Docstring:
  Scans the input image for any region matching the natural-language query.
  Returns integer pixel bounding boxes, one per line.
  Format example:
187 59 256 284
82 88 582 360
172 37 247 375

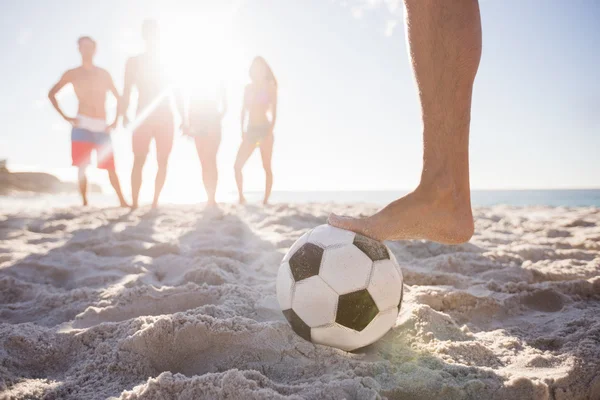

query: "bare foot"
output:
263 198 269 206
328 185 474 245
206 199 218 208
204 202 222 216
119 198 129 208
151 202 158 209
130 202 138 210
239 196 246 205
82 197 88 206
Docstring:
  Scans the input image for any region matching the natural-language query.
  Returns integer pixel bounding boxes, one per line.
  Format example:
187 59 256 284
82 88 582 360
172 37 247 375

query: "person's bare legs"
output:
329 0 482 245
151 130 174 209
131 153 146 209
107 169 129 207
234 140 256 204
195 134 221 207
78 166 88 206
152 159 169 209
259 135 274 205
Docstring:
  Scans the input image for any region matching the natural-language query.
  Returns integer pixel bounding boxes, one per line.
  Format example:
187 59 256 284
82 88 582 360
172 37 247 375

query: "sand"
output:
0 203 599 399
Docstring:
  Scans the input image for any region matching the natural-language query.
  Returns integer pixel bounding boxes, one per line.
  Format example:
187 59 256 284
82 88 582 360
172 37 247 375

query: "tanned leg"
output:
78 166 88 206
329 0 482 245
131 153 146 209
107 169 129 207
259 135 274 205
152 158 169 209
195 134 221 207
234 140 256 205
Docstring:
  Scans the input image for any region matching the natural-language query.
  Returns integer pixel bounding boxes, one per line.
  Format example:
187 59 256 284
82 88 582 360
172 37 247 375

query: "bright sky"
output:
0 0 598 203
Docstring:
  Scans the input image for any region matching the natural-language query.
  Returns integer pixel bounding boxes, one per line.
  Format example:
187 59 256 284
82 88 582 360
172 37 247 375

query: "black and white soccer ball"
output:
277 224 404 351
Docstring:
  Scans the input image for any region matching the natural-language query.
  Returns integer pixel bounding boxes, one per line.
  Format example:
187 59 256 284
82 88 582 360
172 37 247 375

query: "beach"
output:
1 203 599 399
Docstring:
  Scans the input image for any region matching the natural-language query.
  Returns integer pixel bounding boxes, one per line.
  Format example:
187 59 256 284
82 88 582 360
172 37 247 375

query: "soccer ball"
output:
277 224 404 351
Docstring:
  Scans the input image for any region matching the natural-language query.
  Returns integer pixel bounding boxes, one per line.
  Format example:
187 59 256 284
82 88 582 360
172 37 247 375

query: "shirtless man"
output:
329 0 482 245
48 36 128 207
120 19 183 209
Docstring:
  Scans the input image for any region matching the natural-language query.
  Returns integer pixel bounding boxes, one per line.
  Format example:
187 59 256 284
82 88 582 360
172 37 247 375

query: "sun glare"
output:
126 4 250 205
158 9 245 95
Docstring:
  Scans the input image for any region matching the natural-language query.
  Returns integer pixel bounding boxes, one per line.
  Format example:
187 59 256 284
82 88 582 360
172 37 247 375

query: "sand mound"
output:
1 204 599 399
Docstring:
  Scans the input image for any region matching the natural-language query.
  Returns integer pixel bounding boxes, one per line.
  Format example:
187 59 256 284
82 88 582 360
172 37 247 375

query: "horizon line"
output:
241 188 600 192
4 165 598 192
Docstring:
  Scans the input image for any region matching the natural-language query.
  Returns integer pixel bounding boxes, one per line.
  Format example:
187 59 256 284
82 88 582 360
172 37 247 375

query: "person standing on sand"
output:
48 36 128 207
234 56 278 205
329 0 482 245
182 76 227 207
120 19 184 209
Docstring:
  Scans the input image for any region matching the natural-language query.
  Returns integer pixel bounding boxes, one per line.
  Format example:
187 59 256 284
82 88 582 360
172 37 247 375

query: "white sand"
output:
0 204 599 399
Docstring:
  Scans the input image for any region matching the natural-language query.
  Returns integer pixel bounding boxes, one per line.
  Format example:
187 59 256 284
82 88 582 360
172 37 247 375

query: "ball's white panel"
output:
320 245 373 295
276 262 294 310
389 250 398 264
311 324 362 352
312 307 398 351
367 259 403 312
282 231 311 263
308 224 356 248
388 251 404 282
359 306 399 346
292 276 338 328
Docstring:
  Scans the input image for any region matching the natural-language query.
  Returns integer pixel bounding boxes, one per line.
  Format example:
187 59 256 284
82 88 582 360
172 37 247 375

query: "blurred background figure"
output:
234 56 278 205
48 36 127 207
120 19 184 209
183 61 227 207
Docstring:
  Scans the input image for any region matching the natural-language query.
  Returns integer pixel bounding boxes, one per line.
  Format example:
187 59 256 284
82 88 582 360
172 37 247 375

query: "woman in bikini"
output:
234 56 278 205
184 76 227 207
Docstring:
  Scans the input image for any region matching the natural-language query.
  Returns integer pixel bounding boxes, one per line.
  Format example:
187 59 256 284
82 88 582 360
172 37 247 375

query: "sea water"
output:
1 189 599 213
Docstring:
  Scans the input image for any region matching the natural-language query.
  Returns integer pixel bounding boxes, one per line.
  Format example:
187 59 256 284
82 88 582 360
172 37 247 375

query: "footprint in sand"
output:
27 222 67 234
27 237 62 245
522 289 565 312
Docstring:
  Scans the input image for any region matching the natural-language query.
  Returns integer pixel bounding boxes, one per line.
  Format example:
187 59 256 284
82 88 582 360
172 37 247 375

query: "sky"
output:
0 0 599 203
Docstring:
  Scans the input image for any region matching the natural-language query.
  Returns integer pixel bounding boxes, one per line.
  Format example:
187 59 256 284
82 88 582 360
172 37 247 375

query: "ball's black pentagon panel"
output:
289 243 324 282
353 234 389 261
335 289 380 332
282 309 311 342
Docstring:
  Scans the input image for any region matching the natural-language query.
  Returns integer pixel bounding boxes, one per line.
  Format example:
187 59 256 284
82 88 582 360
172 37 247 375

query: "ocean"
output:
259 189 600 208
1 189 599 213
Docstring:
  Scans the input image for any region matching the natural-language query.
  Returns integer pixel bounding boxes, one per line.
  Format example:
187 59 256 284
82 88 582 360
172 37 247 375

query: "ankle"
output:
417 172 467 205
416 170 474 240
